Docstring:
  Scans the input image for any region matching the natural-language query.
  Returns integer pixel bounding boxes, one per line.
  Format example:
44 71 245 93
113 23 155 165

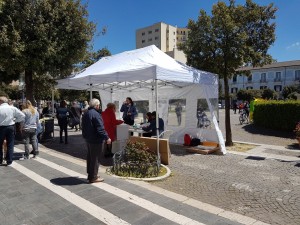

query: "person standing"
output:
175 102 183 126
120 97 137 125
0 96 25 166
81 99 111 183
20 100 40 160
56 100 69 144
101 103 123 158
70 101 82 131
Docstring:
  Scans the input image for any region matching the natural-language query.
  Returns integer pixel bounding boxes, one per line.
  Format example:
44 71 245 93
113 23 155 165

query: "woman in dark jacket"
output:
56 100 69 144
120 97 137 125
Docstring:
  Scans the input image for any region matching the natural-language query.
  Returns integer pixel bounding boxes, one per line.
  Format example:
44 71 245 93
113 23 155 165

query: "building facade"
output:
136 22 188 63
228 60 300 97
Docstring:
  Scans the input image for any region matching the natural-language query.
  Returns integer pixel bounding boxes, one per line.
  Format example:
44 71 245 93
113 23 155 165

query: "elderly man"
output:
0 96 25 166
81 98 111 183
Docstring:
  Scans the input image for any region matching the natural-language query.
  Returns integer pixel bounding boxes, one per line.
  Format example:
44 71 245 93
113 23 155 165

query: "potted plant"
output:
293 121 300 147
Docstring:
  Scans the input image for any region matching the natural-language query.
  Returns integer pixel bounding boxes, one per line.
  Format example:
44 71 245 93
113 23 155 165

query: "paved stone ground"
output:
38 109 300 225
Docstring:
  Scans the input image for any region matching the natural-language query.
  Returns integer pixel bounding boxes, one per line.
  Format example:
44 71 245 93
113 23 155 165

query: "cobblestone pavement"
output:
150 110 300 225
40 110 300 225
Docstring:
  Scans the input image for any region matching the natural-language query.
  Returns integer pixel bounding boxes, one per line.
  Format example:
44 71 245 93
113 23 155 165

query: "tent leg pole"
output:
52 89 55 117
155 78 160 166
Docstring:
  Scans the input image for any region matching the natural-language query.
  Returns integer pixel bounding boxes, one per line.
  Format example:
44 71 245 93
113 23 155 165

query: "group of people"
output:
0 95 164 184
0 96 40 166
81 97 164 183
233 101 250 117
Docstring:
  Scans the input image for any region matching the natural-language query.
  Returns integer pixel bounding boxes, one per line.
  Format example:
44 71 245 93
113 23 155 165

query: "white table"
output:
128 128 151 137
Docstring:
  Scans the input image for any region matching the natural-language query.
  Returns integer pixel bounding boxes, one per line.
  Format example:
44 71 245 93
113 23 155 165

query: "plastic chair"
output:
151 130 173 139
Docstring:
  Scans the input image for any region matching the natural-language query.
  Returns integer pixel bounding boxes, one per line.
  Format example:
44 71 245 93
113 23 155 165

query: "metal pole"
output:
155 78 161 165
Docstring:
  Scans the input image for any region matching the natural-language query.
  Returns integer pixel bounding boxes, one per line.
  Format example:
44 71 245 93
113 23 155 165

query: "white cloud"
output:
286 42 300 50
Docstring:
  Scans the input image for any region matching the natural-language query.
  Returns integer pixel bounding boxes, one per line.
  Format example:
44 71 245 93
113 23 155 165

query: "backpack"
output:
184 134 192 146
190 138 201 146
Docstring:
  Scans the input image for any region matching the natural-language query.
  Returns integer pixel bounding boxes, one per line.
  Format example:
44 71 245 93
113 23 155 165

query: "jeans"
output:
0 125 15 164
23 128 38 157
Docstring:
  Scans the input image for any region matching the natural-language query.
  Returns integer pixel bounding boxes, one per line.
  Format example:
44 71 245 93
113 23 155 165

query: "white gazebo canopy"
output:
56 45 226 154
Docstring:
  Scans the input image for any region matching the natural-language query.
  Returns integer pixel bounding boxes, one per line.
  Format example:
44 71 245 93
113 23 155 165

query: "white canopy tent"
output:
56 45 226 155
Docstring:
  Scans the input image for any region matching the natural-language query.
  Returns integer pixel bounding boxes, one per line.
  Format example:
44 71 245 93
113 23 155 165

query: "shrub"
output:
111 141 160 178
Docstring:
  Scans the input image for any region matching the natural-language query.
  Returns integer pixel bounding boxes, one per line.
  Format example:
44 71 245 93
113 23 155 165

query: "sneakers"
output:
6 162 13 167
19 155 29 161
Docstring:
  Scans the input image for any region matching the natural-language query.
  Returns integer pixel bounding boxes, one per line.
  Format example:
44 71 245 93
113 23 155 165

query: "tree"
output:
0 0 96 104
282 85 299 99
180 0 276 146
261 88 275 99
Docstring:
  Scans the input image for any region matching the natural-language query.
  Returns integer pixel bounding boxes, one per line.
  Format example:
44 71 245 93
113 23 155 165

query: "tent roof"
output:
56 45 218 91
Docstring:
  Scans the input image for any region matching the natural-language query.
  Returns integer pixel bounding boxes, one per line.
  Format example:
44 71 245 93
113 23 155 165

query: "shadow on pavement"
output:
242 123 293 138
51 177 88 186
41 133 114 167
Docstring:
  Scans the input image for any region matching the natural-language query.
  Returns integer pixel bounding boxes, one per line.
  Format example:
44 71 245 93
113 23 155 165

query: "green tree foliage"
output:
0 0 96 104
282 85 299 99
179 0 276 146
261 88 275 100
236 89 262 102
58 47 111 102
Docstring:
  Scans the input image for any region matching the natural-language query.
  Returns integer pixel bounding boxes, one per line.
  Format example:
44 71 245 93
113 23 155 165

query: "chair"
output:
151 130 173 139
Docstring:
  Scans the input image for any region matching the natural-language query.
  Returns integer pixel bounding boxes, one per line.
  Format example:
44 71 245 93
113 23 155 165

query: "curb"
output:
106 164 171 181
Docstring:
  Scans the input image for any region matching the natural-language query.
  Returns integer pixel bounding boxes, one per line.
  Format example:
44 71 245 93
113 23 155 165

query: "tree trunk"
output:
25 69 35 106
224 75 233 146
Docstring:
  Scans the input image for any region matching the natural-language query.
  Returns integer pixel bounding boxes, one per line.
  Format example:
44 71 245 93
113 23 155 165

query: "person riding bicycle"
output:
243 101 250 118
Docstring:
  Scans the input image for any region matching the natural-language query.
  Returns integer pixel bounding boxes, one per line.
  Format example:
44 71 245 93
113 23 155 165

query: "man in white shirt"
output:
0 96 25 166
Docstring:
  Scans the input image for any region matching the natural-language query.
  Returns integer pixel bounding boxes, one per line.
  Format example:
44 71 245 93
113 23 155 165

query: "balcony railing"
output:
260 79 267 83
274 78 281 82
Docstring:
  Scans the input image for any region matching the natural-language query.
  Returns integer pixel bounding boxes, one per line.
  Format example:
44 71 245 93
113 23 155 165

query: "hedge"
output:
253 100 300 131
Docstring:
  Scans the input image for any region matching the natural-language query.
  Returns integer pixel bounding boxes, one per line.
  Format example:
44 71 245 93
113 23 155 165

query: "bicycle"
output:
239 109 249 125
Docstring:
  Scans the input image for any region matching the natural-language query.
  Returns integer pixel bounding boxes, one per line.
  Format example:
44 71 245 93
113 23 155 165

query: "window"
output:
231 88 238 93
148 30 152 34
247 75 252 82
275 72 281 81
260 73 266 82
155 29 159 32
142 40 145 43
232 75 237 83
148 38 152 42
260 86 267 90
173 32 176 35
142 32 145 36
274 85 282 92
155 37 158 40
246 87 253 90
295 70 300 81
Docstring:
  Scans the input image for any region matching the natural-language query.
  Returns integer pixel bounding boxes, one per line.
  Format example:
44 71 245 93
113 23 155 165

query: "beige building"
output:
136 22 188 63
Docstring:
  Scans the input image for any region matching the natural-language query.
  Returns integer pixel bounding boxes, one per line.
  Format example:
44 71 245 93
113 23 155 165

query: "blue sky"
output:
85 0 300 62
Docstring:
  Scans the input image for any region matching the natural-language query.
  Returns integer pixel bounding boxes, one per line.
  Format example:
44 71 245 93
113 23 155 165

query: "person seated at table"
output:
102 103 123 157
142 111 164 137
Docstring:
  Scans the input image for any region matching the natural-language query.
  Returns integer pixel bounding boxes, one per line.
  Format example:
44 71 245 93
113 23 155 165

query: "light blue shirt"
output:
23 108 39 130
0 103 25 126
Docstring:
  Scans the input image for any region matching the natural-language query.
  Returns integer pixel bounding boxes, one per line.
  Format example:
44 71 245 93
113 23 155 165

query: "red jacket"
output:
101 108 123 141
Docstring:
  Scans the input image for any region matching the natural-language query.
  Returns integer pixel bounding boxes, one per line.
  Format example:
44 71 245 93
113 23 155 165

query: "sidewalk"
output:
3 122 299 225
0 144 263 225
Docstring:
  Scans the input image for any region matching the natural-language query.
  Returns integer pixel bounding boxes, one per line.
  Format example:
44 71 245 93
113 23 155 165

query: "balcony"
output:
260 79 267 83
274 78 281 82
